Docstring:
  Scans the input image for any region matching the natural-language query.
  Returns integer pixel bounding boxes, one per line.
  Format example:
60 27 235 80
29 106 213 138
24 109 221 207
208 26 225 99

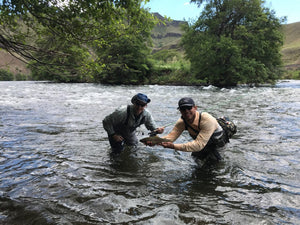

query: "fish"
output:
139 135 171 145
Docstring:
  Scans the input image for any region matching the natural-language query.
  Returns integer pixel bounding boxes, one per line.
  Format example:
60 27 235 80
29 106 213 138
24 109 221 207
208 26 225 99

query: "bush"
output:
0 69 14 81
282 69 300 80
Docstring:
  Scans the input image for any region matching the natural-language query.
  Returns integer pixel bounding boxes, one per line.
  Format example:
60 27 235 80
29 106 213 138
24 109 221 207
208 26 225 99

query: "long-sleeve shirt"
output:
163 111 222 152
102 105 157 136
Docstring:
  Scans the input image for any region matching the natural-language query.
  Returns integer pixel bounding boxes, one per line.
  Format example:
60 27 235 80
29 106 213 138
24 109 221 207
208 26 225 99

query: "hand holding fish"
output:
140 136 171 146
159 142 175 149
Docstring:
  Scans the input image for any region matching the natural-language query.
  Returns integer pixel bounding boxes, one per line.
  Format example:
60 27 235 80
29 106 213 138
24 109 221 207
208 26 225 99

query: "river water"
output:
0 81 299 224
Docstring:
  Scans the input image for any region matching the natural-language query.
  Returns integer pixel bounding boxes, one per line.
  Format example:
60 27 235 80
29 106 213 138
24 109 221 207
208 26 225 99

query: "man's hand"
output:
148 127 165 136
112 134 124 142
155 127 165 134
160 142 174 149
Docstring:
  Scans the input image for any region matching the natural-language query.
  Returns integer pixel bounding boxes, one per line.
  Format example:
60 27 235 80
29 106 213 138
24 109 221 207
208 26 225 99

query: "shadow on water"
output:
109 147 143 174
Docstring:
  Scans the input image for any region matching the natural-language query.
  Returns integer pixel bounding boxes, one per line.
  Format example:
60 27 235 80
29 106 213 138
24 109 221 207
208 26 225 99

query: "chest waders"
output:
182 113 227 161
110 105 145 153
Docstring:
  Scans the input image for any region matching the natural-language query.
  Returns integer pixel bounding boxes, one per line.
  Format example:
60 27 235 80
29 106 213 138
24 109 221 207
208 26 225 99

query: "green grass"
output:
281 69 300 79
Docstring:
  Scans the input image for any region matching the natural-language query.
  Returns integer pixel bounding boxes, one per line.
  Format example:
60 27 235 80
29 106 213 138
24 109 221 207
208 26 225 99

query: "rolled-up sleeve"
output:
174 121 215 152
163 119 185 142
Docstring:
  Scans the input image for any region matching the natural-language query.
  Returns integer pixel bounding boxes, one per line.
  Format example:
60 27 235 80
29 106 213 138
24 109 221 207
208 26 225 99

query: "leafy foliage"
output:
183 0 285 86
0 0 288 85
28 29 93 82
0 0 156 83
95 34 153 84
0 69 14 81
0 69 29 81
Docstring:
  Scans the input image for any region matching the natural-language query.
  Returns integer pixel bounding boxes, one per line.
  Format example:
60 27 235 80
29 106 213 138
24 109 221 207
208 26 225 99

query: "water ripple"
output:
0 81 299 224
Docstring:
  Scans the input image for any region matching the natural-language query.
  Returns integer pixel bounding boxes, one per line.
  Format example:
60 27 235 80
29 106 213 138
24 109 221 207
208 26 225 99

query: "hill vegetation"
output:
1 13 300 81
151 13 300 83
151 15 300 70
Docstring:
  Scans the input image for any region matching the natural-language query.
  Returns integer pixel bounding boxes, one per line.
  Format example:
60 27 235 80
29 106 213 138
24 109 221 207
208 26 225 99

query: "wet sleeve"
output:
102 107 127 136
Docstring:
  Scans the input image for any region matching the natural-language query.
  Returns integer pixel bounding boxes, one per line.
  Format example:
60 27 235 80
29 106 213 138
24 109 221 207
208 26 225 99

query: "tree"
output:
0 0 156 82
95 34 153 84
28 31 93 82
182 0 285 86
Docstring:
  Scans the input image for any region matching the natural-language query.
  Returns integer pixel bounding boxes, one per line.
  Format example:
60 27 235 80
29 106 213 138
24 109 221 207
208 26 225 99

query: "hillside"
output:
281 22 300 68
151 13 186 53
0 50 31 75
1 14 300 76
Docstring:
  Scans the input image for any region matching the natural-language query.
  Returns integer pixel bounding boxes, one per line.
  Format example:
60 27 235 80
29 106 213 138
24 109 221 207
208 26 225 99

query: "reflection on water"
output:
0 80 299 224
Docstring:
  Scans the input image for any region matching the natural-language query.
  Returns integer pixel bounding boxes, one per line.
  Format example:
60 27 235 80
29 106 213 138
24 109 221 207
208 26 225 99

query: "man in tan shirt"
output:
160 97 227 162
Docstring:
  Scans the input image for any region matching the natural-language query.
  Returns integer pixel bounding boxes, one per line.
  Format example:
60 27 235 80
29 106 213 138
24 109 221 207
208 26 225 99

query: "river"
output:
0 80 299 224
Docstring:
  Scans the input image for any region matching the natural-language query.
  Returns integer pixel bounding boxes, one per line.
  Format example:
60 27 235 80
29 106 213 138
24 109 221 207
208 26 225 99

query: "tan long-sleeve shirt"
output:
163 111 222 152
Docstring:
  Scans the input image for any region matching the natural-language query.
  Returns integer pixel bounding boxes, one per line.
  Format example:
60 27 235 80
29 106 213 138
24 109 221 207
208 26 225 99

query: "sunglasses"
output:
179 106 193 111
135 102 146 107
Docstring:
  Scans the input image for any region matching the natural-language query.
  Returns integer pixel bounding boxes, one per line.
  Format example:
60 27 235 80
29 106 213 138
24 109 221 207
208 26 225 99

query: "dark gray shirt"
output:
103 105 157 136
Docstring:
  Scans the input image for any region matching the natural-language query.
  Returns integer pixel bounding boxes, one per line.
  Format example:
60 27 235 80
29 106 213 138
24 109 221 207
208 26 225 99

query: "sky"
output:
144 0 300 24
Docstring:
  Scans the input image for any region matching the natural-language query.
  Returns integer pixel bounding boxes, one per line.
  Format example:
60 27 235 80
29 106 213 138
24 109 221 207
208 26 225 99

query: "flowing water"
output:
0 81 299 225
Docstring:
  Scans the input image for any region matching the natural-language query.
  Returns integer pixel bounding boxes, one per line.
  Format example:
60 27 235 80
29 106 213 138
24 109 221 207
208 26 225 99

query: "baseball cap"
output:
131 93 151 105
178 97 195 109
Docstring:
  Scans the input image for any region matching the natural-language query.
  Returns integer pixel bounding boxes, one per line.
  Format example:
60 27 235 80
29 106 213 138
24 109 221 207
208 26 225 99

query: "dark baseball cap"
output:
178 97 195 109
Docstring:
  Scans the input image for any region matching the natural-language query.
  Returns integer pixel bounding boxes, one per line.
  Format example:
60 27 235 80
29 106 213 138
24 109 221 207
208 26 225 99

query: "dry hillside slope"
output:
281 21 300 68
0 50 30 75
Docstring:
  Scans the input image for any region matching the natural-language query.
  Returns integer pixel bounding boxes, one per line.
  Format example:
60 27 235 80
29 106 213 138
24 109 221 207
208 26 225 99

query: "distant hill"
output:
281 22 300 68
151 13 186 53
1 13 300 76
